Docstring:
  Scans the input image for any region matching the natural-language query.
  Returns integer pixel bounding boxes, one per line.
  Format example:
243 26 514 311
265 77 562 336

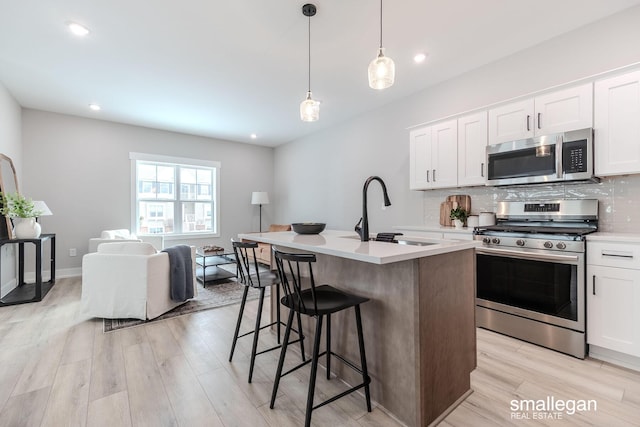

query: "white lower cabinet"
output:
587 240 640 362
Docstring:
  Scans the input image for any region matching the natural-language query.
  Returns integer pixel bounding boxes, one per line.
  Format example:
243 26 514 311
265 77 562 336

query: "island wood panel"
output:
418 248 477 426
315 254 420 426
268 247 476 427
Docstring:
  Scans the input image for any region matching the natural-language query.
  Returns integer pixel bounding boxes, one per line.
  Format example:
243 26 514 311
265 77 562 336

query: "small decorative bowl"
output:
291 223 326 235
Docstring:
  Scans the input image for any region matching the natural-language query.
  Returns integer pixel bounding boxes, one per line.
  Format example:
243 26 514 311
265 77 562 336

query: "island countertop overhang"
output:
237 229 479 265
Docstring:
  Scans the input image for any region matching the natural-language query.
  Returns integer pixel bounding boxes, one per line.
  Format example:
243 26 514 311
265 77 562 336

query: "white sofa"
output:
81 242 196 320
88 229 165 252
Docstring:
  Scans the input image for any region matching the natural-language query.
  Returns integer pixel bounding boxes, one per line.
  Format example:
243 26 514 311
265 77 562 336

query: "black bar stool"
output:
228 239 305 383
270 247 372 427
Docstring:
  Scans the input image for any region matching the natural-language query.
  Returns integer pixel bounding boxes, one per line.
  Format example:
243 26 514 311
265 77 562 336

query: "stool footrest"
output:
255 337 305 357
237 320 303 339
330 352 366 377
312 380 371 411
279 350 365 379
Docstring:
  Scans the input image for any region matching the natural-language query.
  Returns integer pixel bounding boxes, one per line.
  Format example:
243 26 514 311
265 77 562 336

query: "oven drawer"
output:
587 241 640 270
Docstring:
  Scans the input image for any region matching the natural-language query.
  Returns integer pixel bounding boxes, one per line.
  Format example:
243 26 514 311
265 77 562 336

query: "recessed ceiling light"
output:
250 133 257 139
89 103 101 111
67 22 90 37
414 53 428 63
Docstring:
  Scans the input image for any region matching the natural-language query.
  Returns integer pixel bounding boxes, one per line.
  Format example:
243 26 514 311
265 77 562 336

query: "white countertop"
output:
237 229 478 265
587 232 640 243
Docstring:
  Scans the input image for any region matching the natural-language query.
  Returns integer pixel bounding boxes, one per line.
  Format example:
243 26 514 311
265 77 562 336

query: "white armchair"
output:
88 229 165 252
81 242 196 320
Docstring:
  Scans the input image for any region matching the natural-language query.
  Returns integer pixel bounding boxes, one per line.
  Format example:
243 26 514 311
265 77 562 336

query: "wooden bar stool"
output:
229 240 305 383
270 247 372 427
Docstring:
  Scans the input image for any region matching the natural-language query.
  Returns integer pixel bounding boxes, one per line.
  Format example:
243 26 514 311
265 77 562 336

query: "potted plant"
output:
0 192 43 238
449 207 469 229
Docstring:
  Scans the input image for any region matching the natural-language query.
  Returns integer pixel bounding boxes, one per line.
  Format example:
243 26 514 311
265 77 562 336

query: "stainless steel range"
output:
473 199 598 359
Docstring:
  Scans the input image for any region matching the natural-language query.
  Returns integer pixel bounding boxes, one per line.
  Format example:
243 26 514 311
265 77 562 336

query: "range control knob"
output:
556 242 567 250
482 237 491 244
492 238 501 244
516 239 525 247
543 241 553 249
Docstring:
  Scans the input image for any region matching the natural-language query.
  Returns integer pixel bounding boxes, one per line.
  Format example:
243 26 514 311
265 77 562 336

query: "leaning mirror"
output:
0 154 19 239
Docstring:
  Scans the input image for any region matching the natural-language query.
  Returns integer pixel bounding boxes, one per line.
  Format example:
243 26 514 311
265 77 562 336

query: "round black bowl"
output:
291 223 326 235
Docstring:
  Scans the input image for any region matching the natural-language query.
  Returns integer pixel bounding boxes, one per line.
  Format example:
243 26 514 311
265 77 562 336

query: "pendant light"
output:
300 3 319 122
368 0 395 90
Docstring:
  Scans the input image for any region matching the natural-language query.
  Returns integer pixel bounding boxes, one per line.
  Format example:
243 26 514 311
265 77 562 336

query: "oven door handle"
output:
476 247 580 263
556 135 563 179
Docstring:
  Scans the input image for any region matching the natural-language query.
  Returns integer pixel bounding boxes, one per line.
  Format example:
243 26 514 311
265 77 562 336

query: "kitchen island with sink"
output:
237 230 478 427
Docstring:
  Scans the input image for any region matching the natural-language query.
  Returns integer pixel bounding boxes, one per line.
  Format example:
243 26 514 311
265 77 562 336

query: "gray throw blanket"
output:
162 245 194 302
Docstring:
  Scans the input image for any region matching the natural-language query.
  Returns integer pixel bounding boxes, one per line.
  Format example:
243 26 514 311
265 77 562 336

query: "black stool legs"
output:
355 305 372 412
248 286 267 382
230 284 306 383
229 286 250 363
270 305 372 427
270 309 294 409
326 313 331 380
305 315 324 427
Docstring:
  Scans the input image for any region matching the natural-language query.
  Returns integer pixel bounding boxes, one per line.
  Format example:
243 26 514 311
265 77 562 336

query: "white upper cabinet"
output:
431 120 458 189
488 83 593 145
488 99 533 144
594 70 640 176
534 84 593 134
409 120 457 190
457 111 488 187
409 126 431 190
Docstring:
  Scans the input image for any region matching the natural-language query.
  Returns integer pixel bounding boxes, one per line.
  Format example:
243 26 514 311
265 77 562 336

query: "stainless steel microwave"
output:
486 128 595 186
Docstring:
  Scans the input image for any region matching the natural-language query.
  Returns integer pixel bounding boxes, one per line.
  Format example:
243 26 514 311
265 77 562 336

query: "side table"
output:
195 248 237 286
0 233 56 306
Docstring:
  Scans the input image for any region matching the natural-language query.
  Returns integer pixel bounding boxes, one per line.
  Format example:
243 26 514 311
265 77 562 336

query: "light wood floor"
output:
0 277 638 427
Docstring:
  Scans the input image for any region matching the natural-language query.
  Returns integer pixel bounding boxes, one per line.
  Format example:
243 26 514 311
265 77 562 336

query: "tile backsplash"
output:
421 175 640 233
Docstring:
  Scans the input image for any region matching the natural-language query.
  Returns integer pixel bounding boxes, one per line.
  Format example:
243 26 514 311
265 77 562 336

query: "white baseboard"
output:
589 345 640 372
0 277 18 299
23 267 82 282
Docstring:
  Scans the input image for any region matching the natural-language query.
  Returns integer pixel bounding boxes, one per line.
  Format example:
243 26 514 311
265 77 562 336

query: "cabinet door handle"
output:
481 162 485 177
602 250 633 259
433 169 436 182
592 275 596 295
426 170 429 182
537 112 541 129
526 115 530 131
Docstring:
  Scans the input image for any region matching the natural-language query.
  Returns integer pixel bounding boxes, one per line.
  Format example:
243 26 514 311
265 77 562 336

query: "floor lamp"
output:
251 192 269 233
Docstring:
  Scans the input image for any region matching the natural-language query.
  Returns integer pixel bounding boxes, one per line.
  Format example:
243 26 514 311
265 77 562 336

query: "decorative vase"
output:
13 217 41 239
453 219 464 229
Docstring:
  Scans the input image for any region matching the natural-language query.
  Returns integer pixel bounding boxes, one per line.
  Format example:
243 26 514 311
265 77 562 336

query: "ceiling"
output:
2 0 640 147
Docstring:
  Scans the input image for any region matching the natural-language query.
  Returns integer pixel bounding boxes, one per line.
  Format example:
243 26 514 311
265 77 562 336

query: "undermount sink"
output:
396 239 436 247
342 235 437 246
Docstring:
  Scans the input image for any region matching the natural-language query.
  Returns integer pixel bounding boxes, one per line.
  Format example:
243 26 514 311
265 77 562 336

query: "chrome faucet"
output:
355 176 392 241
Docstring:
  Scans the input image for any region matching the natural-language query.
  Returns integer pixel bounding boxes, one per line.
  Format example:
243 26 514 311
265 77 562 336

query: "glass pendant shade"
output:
368 48 395 90
300 91 320 122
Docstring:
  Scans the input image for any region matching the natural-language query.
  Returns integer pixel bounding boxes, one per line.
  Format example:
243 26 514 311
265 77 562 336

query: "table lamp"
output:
251 192 269 233
33 201 53 218
33 201 52 234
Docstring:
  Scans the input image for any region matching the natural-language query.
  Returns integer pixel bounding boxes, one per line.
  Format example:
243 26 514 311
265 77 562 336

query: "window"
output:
130 153 220 236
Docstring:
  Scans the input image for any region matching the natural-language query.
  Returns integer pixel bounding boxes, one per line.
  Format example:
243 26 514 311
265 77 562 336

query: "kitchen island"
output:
238 230 478 427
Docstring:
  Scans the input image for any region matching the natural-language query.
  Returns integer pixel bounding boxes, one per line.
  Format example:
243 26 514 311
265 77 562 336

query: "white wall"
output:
21 110 274 274
0 84 22 177
0 82 21 296
274 5 640 234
